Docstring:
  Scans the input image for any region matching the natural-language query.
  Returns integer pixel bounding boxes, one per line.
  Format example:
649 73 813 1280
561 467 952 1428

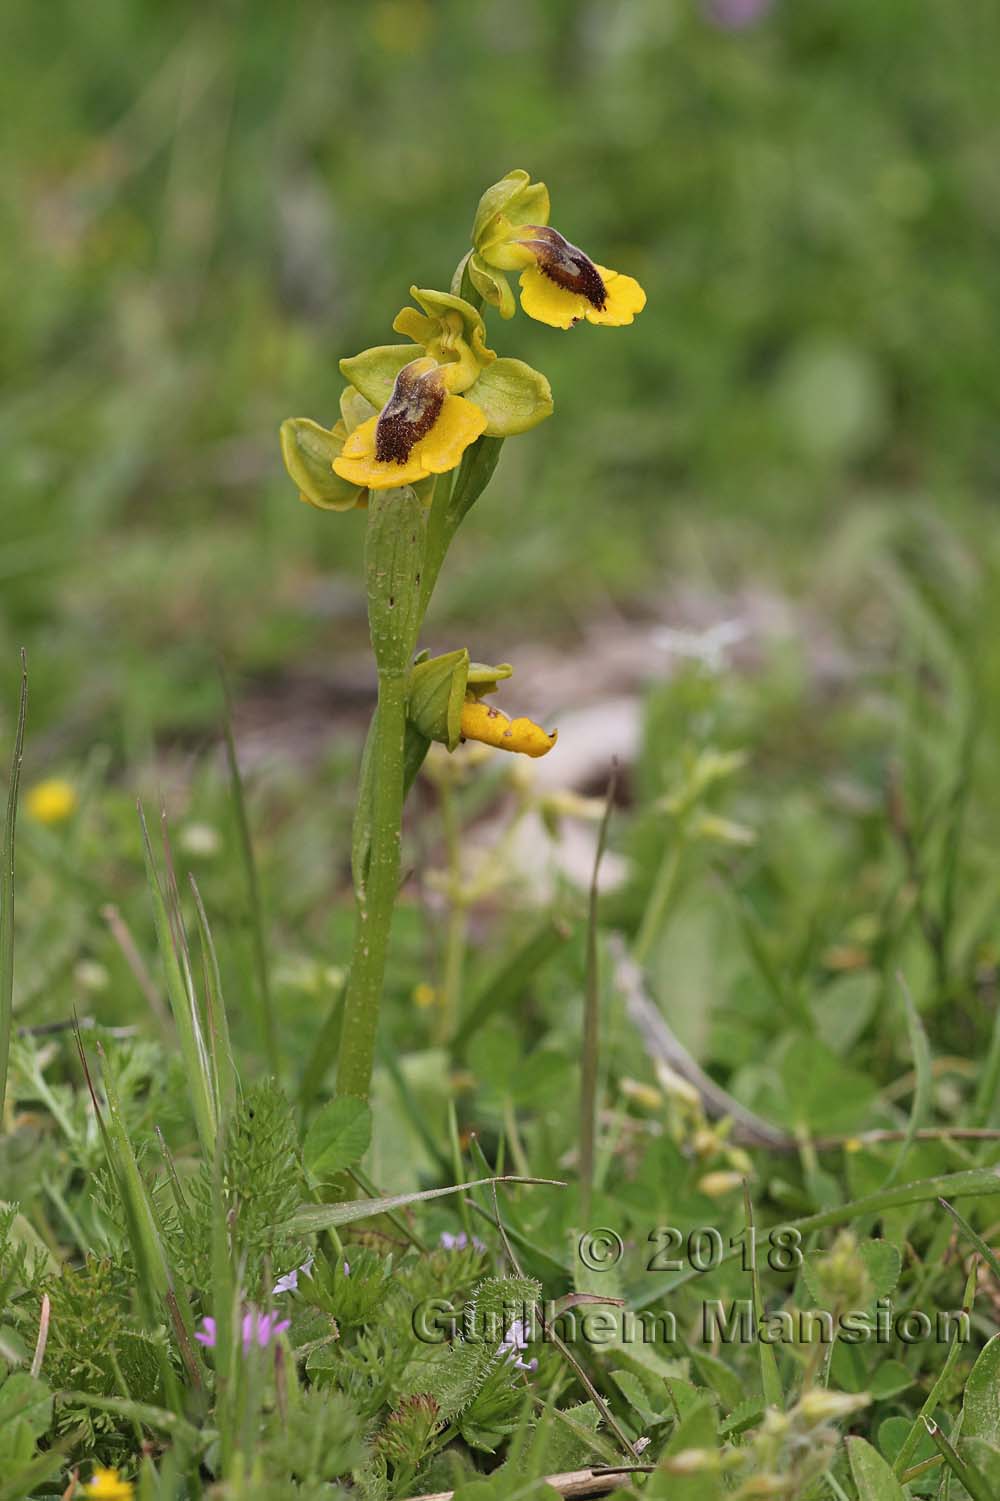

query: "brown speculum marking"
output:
375 361 446 464
522 226 607 310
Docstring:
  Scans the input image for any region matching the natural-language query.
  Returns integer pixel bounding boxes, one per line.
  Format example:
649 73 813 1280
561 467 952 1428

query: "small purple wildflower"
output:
499 1318 538 1373
194 1310 290 1352
271 1255 316 1295
703 0 774 29
439 1231 487 1253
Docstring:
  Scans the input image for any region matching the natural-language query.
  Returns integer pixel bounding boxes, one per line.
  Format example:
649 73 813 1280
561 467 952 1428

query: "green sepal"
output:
467 358 553 436
365 488 427 676
407 650 514 751
340 384 377 431
279 417 364 512
339 345 415 411
408 649 469 751
468 253 517 320
472 169 550 249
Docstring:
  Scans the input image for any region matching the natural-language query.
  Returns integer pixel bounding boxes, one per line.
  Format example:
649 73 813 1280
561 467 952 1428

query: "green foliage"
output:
174 1079 309 1299
261 1385 367 1487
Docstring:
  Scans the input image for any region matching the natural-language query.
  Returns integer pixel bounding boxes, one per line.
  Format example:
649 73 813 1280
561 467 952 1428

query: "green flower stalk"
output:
279 171 646 1103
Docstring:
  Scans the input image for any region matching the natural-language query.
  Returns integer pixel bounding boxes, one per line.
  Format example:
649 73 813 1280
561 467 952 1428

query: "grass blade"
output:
190 872 238 1116
938 1196 1000 1282
138 801 217 1156
882 973 932 1187
744 1182 783 1409
222 678 278 1075
289 1174 565 1234
893 1257 977 1476
923 1417 993 1501
0 649 27 1121
580 770 615 1227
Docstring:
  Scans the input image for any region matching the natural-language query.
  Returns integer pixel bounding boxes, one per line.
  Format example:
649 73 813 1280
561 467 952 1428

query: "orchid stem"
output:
336 667 408 1101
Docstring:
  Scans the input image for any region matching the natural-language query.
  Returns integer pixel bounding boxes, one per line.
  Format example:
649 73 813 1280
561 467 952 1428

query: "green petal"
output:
279 418 363 511
467 358 554 437
339 344 415 410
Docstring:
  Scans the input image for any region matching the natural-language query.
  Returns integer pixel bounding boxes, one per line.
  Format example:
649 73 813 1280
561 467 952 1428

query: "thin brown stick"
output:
101 902 171 1031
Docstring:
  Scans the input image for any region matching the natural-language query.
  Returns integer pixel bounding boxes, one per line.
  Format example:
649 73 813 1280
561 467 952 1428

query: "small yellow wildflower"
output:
25 778 77 825
459 700 556 759
412 981 438 1010
333 356 486 490
85 1469 135 1500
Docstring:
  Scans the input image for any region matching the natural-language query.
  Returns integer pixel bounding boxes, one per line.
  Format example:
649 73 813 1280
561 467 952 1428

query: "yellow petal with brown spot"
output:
414 394 487 473
584 265 647 326
333 390 486 491
459 700 557 758
333 415 432 489
517 265 591 329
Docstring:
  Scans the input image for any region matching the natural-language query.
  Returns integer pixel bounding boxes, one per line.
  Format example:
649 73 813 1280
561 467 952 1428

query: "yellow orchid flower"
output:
333 356 487 491
340 291 553 444
459 699 557 758
85 1469 135 1500
470 169 646 329
509 226 646 330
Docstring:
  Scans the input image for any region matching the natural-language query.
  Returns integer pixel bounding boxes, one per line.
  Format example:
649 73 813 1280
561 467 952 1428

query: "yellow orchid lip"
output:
373 355 445 463
518 225 609 310
333 357 486 490
459 699 557 758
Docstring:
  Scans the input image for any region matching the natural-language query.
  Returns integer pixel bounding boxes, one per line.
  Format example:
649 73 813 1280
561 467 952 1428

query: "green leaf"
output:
0 1374 52 1439
847 1435 907 1500
780 1035 877 1133
290 1174 563 1234
647 1399 721 1500
881 977 931 1186
304 1097 372 1181
861 1240 903 1301
609 1370 666 1425
869 1361 913 1400
963 1333 1000 1442
467 358 553 437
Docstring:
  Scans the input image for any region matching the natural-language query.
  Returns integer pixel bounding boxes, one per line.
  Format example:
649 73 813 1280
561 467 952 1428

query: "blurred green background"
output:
2 0 998 753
